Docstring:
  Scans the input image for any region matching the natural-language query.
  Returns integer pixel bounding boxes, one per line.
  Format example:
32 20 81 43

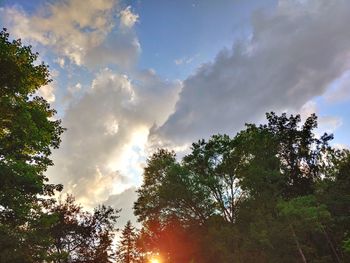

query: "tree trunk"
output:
290 224 307 263
322 227 342 263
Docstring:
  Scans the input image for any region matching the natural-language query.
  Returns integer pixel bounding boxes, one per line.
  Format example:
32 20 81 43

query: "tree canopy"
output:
134 112 350 263
0 28 65 262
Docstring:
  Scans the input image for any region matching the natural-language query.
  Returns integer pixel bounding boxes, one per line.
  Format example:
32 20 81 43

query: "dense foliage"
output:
0 28 65 262
134 113 350 263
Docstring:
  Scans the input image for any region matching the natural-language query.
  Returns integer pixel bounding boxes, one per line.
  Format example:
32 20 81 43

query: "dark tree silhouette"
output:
47 195 119 263
117 220 139 263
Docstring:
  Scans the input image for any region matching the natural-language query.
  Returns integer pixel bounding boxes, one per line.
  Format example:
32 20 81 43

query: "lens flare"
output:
150 257 161 263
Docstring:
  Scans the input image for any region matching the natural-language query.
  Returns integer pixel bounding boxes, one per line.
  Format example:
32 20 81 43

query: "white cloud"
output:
47 68 180 208
67 83 82 95
37 83 55 103
2 0 139 68
318 115 343 134
119 6 139 29
174 54 198 65
153 0 350 145
300 100 317 120
300 100 342 135
54 57 65 68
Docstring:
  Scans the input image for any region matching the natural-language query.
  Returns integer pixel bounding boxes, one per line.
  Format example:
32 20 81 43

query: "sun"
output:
150 257 161 263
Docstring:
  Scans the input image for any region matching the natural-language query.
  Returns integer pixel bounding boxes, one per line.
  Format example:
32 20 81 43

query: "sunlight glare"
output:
150 257 161 263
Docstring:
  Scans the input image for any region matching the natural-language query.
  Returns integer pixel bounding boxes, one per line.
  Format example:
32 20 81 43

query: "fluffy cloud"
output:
38 83 56 103
47 69 180 208
153 0 350 145
2 0 139 68
119 6 139 29
1 0 172 212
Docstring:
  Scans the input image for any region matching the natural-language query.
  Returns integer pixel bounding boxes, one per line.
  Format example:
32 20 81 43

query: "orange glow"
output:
149 257 161 263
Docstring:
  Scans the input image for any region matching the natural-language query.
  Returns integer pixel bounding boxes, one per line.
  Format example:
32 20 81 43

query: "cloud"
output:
153 0 350 145
1 0 175 212
325 70 350 103
119 6 139 29
54 57 65 68
2 0 139 68
84 30 141 69
47 68 180 208
174 55 197 66
104 187 139 228
37 83 55 103
318 116 343 134
67 83 82 95
300 100 342 135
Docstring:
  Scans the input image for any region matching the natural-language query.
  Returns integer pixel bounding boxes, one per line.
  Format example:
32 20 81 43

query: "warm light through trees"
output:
134 113 350 262
1 27 350 263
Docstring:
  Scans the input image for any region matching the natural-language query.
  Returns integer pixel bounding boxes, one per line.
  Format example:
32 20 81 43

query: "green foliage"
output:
135 112 349 263
0 28 64 262
278 195 331 228
344 238 350 252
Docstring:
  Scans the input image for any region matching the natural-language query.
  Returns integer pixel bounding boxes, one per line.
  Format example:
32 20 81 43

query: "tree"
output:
319 149 350 261
47 195 119 263
234 112 333 199
134 112 345 263
117 221 138 263
231 113 337 262
0 28 64 262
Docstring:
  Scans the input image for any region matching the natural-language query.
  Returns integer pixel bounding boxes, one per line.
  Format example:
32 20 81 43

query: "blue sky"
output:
132 0 276 79
1 0 350 226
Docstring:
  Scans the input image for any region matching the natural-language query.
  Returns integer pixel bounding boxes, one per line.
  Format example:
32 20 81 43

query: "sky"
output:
1 0 350 227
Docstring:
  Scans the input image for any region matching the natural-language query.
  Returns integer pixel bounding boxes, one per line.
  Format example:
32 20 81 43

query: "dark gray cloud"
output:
154 0 350 145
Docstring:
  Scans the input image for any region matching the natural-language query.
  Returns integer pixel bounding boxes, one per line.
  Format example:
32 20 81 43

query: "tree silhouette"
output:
117 221 139 263
47 195 119 263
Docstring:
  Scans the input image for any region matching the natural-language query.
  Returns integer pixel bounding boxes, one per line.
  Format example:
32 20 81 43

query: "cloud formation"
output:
300 100 342 135
47 69 180 207
105 187 139 228
38 83 56 103
154 0 350 145
119 6 139 29
325 70 350 103
1 0 170 211
3 0 350 221
2 0 139 68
